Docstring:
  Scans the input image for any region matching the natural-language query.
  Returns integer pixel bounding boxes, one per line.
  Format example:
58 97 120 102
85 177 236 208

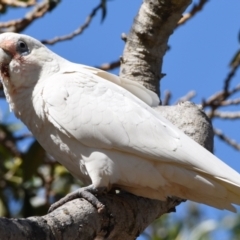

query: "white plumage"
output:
0 33 240 212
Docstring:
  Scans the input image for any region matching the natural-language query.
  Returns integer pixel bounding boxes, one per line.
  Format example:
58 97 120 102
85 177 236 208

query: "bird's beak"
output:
0 48 12 65
0 48 12 81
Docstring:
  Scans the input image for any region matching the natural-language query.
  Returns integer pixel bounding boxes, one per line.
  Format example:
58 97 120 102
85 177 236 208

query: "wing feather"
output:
43 72 179 155
61 63 160 107
42 71 240 192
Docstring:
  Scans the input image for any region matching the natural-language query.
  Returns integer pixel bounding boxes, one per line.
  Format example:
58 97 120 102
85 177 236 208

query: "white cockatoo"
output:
0 33 240 213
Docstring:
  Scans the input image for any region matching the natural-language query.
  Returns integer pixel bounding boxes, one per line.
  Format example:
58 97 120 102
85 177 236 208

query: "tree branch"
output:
175 90 196 104
95 59 120 71
41 1 103 45
0 0 50 33
162 90 172 105
177 0 208 26
120 0 191 97
214 128 240 151
209 111 240 119
0 193 182 240
220 98 240 107
0 0 36 8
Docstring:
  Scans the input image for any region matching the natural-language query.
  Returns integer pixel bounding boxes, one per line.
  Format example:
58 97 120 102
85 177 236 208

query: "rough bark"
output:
0 194 183 240
120 0 191 98
0 0 216 240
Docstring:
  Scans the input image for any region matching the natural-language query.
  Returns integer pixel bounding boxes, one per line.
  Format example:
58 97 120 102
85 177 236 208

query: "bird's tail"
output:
155 132 240 212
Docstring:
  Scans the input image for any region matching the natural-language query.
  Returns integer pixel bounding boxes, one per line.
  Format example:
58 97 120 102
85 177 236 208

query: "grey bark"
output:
120 0 192 98
0 0 215 240
0 195 183 240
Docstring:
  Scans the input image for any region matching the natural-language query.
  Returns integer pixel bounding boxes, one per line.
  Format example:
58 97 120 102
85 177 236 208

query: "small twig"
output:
223 65 239 93
178 0 208 26
0 86 5 98
0 0 50 33
214 128 240 151
0 0 36 7
15 133 33 141
208 111 240 120
95 59 120 71
232 84 240 94
175 90 196 104
162 90 172 106
41 2 103 45
203 84 240 109
219 98 240 107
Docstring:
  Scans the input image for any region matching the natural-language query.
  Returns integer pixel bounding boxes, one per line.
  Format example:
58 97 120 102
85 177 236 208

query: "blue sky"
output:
1 0 240 238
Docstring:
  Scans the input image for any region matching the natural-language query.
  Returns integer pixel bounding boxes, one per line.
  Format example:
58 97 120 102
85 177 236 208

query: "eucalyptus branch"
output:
203 84 240 110
214 128 240 151
41 1 104 45
210 111 240 120
0 0 50 33
175 90 196 104
120 0 191 97
162 90 172 106
220 98 240 107
0 0 36 7
178 0 208 26
95 59 120 71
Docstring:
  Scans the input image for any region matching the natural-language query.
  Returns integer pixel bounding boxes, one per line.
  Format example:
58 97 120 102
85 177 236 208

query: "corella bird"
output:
0 33 240 213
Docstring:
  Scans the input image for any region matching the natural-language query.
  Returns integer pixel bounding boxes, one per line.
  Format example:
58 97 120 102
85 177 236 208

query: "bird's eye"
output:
16 40 30 56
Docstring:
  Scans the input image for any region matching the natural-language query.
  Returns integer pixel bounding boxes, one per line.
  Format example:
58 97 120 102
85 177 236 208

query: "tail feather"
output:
216 180 240 205
121 182 238 212
162 181 237 212
157 163 240 212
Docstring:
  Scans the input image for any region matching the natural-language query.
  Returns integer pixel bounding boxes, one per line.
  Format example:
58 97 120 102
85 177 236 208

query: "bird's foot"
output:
48 185 106 213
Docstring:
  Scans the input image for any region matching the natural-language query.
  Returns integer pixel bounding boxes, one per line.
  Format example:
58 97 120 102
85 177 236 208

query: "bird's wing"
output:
61 63 160 107
42 70 180 160
42 70 240 185
42 71 240 212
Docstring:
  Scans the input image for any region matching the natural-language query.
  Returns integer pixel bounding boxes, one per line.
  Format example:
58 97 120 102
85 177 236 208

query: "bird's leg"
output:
48 184 106 213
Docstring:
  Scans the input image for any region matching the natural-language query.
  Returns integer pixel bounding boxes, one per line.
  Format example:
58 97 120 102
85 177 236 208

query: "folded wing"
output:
42 70 240 212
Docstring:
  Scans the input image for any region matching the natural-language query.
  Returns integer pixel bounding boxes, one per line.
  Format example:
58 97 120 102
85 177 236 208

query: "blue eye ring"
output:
16 40 30 56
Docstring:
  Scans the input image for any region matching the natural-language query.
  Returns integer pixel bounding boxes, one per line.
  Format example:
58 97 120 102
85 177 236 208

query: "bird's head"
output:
0 33 62 93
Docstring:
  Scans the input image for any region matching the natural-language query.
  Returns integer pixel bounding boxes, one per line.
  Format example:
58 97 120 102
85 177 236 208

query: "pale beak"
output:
0 48 11 65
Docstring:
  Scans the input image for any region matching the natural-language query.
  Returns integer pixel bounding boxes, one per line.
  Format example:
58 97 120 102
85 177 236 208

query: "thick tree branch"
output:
0 193 182 240
118 0 215 236
120 0 191 97
93 0 209 74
